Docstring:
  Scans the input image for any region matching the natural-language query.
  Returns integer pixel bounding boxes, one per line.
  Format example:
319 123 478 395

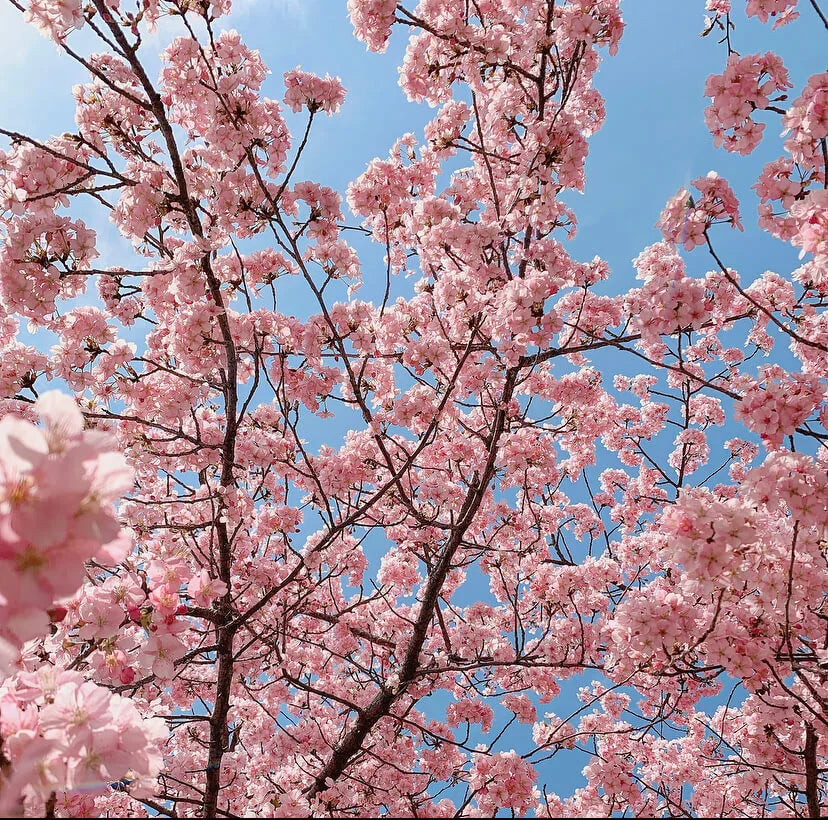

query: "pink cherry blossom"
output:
0 0 825 815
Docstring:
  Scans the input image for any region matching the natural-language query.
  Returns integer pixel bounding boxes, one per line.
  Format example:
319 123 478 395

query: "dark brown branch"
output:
306 368 520 798
808 0 828 30
804 724 821 818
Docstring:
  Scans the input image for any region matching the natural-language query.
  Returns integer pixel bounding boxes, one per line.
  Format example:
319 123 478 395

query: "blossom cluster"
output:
704 52 792 153
0 669 166 812
0 394 167 813
284 69 346 115
657 171 742 249
0 393 133 669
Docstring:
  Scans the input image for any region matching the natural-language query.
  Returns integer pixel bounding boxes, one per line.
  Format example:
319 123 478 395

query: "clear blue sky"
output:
2 0 822 303
1 1 821 292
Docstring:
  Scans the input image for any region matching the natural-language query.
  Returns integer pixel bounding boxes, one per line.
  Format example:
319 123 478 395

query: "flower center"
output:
16 546 46 573
4 475 34 507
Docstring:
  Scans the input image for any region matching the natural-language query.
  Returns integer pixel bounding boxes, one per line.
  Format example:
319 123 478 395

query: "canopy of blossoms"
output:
0 0 825 816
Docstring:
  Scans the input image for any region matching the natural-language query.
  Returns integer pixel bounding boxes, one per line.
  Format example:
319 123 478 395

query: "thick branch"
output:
306 367 519 799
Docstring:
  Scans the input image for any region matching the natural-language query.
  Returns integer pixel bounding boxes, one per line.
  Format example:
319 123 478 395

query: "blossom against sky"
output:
1 0 822 292
0 1 825 812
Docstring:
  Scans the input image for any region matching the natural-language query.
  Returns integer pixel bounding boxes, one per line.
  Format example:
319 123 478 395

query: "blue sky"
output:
1 0 824 808
2 1 822 300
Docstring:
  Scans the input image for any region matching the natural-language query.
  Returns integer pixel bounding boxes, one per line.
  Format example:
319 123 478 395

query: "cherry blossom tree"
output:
0 0 826 816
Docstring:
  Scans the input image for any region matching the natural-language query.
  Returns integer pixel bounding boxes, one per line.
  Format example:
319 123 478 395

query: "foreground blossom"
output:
0 397 165 811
